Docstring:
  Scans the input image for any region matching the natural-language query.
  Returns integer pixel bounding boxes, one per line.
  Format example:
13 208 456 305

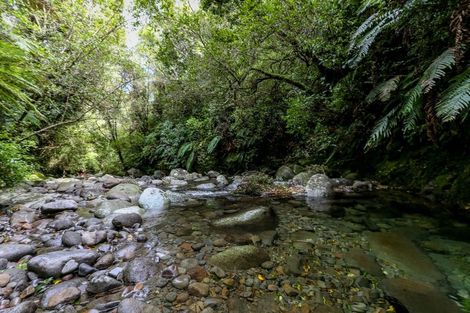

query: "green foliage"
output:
437 68 470 122
0 133 35 187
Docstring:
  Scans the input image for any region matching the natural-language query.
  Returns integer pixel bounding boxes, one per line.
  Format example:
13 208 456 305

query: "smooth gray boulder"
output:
28 249 98 278
123 257 159 283
306 174 332 198
138 188 169 211
41 200 78 214
0 244 35 261
117 298 160 313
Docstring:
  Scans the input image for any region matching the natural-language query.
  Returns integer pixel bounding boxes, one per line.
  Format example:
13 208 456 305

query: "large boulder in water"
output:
138 188 169 211
123 257 160 283
105 183 141 203
382 278 463 313
367 232 443 283
211 206 275 229
28 249 98 278
306 174 332 198
209 245 269 270
275 165 295 181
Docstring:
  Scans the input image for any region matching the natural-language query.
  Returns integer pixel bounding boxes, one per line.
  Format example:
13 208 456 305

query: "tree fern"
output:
349 0 422 67
366 106 400 148
436 68 470 122
348 9 402 66
366 76 401 103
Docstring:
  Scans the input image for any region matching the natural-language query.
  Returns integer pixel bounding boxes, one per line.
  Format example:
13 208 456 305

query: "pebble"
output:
172 275 190 289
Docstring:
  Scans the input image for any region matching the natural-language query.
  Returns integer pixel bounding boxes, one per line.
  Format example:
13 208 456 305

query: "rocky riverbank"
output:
0 168 468 313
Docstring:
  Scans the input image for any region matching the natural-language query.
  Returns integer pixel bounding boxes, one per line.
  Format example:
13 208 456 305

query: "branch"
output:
251 68 312 93
19 78 138 141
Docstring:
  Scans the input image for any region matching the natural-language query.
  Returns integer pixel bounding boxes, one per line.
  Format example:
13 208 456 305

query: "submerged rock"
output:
123 257 159 283
382 278 463 313
209 245 269 270
212 206 275 229
117 298 159 313
367 232 443 283
138 187 169 211
306 174 332 198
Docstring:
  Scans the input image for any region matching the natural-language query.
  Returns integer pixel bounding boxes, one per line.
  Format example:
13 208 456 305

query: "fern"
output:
349 0 422 67
366 106 400 148
436 68 470 122
366 76 401 103
207 135 220 154
420 48 456 93
177 142 193 158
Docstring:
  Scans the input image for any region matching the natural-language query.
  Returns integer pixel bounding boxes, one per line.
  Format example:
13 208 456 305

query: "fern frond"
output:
207 135 221 154
366 106 400 148
366 76 401 103
177 142 193 158
357 0 385 15
436 68 470 122
420 48 456 93
348 8 402 66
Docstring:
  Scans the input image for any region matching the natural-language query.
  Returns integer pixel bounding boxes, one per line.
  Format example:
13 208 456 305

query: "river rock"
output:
367 232 443 283
41 200 78 214
188 282 209 297
0 244 35 261
1 301 37 313
87 275 122 293
62 231 82 247
105 183 141 202
170 168 189 180
28 249 98 277
117 298 159 313
292 172 314 186
212 206 275 229
196 183 216 190
81 230 107 246
10 208 38 228
382 278 463 313
165 191 190 203
216 175 229 186
123 257 159 283
41 279 83 308
138 188 169 211
209 245 269 270
112 213 142 229
306 174 332 198
344 248 383 277
95 199 133 218
100 174 121 188
276 165 294 181
172 274 190 289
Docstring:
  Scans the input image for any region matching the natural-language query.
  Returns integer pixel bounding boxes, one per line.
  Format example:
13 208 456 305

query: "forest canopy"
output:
0 0 469 203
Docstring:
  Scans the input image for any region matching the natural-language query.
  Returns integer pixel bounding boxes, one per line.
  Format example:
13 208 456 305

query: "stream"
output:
0 173 468 313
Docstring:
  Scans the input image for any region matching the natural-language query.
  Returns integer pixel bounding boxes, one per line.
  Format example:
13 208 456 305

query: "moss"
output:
236 173 273 196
